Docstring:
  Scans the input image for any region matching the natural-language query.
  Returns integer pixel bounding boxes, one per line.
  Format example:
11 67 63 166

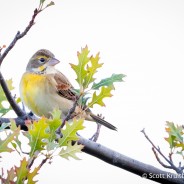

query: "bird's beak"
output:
47 58 60 66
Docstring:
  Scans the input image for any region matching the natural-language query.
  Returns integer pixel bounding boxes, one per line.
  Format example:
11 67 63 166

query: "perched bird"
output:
19 49 117 130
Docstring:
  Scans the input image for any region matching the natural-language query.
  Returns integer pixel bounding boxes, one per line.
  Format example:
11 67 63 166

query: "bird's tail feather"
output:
90 113 117 131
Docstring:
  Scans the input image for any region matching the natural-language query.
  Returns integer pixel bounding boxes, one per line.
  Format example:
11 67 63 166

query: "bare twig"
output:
0 45 6 56
0 8 42 117
141 128 183 174
27 156 36 170
152 147 172 169
56 96 79 135
39 156 49 169
0 9 40 66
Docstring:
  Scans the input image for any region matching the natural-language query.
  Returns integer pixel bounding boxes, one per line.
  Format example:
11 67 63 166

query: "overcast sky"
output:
1 0 184 183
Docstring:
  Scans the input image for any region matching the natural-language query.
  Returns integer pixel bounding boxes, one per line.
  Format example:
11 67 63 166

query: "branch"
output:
1 117 184 184
79 136 184 184
141 128 183 174
0 8 41 117
0 9 40 65
56 96 79 134
0 72 25 117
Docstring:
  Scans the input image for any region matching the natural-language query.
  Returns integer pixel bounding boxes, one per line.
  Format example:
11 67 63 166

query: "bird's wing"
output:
54 71 77 101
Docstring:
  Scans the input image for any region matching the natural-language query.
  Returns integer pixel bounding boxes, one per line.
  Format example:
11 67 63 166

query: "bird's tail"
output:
90 113 117 131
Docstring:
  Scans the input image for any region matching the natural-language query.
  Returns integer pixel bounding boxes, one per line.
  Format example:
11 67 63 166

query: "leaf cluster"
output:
165 121 184 157
70 46 125 109
0 110 84 183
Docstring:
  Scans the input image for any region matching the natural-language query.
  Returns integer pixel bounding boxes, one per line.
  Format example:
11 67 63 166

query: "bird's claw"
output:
97 113 105 120
89 123 102 142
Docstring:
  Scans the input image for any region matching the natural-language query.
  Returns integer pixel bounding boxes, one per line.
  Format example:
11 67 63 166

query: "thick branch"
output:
79 136 184 184
0 72 25 117
0 117 184 184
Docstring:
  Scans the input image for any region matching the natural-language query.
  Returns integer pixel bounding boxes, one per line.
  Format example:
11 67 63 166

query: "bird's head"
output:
26 49 60 73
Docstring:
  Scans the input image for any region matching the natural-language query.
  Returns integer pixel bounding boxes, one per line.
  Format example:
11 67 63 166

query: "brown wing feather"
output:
54 71 76 101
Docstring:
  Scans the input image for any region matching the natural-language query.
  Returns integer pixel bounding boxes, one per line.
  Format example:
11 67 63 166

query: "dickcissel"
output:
19 49 117 130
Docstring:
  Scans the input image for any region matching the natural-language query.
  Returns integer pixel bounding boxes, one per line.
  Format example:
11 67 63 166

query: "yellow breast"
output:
19 73 48 116
19 72 74 118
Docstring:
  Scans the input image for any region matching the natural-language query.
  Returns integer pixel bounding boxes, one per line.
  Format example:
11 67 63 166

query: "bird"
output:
19 49 117 130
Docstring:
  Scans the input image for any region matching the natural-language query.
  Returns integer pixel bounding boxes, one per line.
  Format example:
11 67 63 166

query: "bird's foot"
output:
97 113 105 120
90 123 102 142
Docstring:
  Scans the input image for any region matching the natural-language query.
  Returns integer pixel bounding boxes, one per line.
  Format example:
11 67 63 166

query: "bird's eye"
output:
39 58 45 63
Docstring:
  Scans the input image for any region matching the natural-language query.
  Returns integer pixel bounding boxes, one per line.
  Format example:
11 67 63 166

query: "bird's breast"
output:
19 72 73 118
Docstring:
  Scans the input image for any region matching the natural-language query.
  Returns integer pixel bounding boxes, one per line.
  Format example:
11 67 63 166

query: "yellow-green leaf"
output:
47 109 62 141
29 117 50 156
83 53 103 89
88 86 113 108
165 121 184 149
0 79 21 117
59 118 85 147
27 166 40 184
59 141 84 160
0 127 20 153
15 157 28 183
70 46 90 89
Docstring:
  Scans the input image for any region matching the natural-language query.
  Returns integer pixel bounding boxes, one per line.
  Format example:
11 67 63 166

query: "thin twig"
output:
141 128 182 174
169 152 174 163
27 156 36 170
0 9 40 65
0 8 41 117
56 96 79 135
152 147 172 169
39 157 49 169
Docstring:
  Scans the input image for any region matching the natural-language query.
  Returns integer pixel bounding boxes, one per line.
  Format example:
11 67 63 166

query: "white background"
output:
1 0 184 183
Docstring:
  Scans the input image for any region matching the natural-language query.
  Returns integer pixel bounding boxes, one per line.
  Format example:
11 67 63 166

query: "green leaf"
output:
45 1 55 8
46 109 62 151
40 0 46 4
0 108 11 117
88 86 113 108
59 118 85 147
29 117 50 156
59 141 84 160
0 79 21 117
27 167 40 184
47 109 62 141
10 119 22 155
0 122 10 132
0 127 20 153
165 121 184 149
83 53 103 89
15 157 28 183
92 73 126 90
70 46 90 89
166 122 183 142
